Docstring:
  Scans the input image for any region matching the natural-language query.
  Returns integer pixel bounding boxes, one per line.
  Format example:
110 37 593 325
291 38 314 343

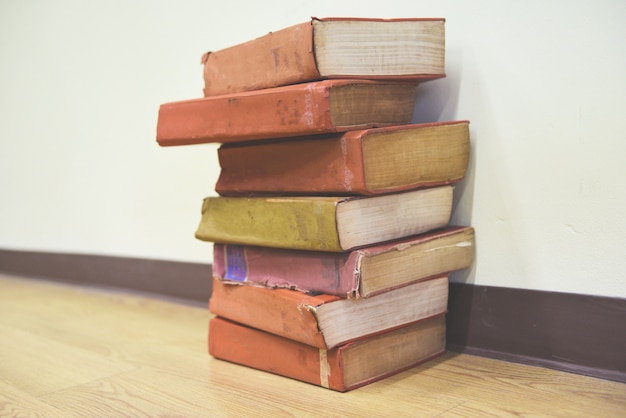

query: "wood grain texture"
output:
0 274 624 417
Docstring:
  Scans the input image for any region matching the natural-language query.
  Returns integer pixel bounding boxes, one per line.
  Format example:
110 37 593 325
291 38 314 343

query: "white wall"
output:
1 0 624 297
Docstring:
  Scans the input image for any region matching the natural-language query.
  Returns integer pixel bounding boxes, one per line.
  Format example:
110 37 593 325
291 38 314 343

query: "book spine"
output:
209 317 345 390
208 277 339 348
202 22 320 96
156 82 334 146
215 131 368 195
213 244 361 297
195 196 344 252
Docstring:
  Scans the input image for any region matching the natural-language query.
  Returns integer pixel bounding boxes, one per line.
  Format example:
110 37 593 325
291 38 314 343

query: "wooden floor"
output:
0 274 624 417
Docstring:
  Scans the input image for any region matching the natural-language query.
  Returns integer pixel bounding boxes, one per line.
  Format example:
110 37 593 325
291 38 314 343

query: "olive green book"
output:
195 186 453 252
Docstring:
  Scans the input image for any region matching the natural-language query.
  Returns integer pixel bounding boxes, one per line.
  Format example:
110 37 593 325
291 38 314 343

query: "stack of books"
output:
156 17 475 392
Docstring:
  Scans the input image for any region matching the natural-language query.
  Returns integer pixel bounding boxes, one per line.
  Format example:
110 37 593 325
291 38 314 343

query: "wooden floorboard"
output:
0 274 624 417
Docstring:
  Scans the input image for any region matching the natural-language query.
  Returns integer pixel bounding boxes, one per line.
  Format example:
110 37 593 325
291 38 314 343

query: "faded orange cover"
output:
209 277 339 348
202 21 319 96
209 316 446 392
216 121 469 196
156 80 415 146
201 17 446 97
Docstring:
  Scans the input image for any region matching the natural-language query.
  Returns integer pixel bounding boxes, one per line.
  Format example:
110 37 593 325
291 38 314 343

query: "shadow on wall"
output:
412 46 463 124
412 45 476 287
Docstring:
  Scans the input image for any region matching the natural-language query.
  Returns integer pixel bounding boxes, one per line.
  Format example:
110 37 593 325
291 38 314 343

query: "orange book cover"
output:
156 79 417 146
209 315 446 392
202 17 446 96
208 275 449 349
215 121 470 196
209 277 339 348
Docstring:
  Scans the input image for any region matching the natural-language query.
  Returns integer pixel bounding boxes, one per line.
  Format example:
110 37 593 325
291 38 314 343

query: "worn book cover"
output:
156 80 418 146
214 226 474 298
208 275 449 349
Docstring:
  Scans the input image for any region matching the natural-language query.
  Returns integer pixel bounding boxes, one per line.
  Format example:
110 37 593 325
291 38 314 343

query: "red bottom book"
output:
209 315 446 392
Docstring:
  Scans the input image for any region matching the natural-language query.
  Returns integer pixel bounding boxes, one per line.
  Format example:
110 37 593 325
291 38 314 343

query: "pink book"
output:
213 226 474 298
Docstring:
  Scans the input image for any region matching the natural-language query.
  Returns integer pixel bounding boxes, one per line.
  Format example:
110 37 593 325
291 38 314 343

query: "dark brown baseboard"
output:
447 283 626 383
1 249 624 383
0 249 212 304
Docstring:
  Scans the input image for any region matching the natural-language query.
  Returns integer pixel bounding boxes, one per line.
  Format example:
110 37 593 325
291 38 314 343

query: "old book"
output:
208 275 448 349
209 314 446 392
214 226 474 298
195 186 453 252
202 17 445 96
216 121 470 196
156 80 418 146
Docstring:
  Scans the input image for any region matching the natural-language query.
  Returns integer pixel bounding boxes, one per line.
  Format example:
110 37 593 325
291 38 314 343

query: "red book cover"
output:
215 121 470 196
209 315 446 392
